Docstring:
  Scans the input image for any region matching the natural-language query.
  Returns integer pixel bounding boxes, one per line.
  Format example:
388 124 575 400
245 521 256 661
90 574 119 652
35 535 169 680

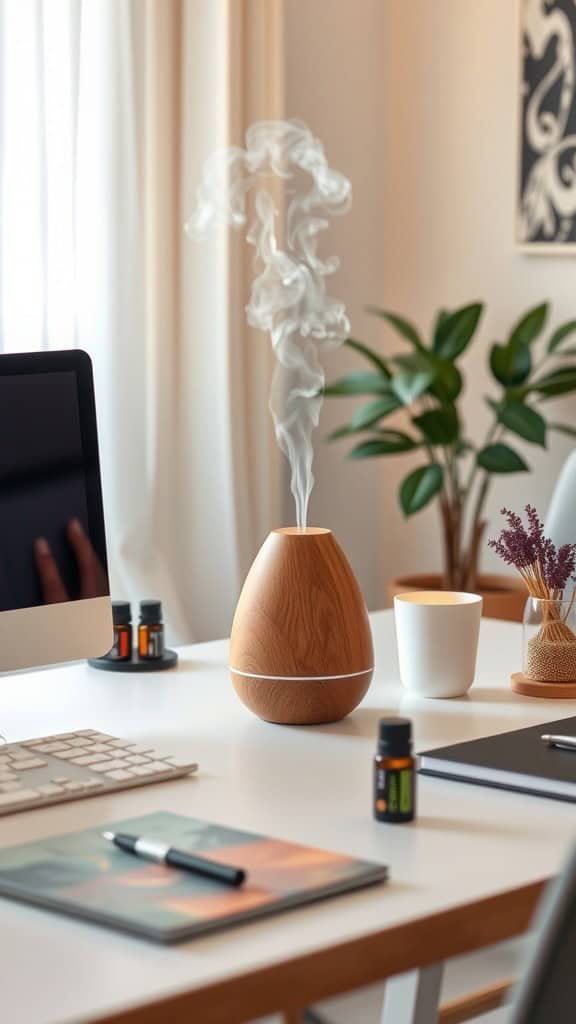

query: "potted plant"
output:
324 301 576 619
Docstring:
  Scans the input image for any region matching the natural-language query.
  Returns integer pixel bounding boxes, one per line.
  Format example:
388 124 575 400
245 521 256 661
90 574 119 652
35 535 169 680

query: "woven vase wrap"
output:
526 636 576 682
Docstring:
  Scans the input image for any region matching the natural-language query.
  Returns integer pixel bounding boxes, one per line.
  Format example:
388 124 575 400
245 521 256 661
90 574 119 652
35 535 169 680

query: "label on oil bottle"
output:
146 629 165 659
374 766 414 821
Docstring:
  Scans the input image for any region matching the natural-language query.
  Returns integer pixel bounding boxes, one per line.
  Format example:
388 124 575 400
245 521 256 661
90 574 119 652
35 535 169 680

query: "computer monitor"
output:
0 350 112 671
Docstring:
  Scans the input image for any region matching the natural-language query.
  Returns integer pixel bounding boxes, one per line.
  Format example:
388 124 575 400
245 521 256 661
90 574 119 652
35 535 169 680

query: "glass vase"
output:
523 595 576 682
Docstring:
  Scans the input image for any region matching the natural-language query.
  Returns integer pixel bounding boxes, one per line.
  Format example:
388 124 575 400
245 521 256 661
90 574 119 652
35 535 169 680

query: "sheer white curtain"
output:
0 0 283 641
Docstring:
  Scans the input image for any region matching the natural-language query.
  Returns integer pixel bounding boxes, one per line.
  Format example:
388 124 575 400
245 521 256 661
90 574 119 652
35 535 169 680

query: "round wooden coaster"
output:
511 672 576 699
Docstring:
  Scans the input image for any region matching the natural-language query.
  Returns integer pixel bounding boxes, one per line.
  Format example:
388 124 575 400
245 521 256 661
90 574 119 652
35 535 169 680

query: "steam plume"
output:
186 119 352 529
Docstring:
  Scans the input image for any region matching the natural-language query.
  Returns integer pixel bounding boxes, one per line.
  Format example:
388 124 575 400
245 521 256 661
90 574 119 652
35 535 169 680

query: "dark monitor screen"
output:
0 354 109 611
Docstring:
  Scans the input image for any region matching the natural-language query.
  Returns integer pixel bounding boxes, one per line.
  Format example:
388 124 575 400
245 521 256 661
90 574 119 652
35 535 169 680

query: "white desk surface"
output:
1 611 576 1024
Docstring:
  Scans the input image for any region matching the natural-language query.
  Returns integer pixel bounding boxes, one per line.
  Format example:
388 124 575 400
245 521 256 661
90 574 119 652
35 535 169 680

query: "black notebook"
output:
419 716 576 803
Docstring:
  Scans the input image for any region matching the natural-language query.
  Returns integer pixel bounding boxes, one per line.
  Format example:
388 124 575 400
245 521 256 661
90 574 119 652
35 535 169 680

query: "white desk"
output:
1 611 576 1024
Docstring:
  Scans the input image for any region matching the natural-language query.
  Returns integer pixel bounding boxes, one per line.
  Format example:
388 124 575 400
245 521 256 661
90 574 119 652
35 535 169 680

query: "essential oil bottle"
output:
138 600 165 660
374 717 416 823
106 601 132 661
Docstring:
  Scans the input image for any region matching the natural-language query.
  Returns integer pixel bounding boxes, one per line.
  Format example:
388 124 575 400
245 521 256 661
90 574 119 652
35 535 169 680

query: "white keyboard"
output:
0 730 198 816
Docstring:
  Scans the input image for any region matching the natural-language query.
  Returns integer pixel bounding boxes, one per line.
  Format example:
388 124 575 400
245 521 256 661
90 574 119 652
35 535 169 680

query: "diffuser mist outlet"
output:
230 528 374 725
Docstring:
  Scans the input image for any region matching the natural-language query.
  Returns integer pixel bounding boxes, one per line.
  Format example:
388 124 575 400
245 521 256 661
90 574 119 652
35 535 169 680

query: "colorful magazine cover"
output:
0 811 388 942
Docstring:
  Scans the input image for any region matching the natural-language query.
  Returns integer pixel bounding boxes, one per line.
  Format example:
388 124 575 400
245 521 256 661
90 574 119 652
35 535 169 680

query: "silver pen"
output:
541 734 576 752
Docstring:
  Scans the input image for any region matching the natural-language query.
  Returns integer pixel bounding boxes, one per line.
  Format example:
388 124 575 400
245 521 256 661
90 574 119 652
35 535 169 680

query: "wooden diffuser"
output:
230 528 374 725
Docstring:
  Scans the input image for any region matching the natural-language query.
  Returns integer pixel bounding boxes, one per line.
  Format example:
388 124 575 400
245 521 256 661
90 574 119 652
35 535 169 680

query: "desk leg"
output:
380 964 444 1024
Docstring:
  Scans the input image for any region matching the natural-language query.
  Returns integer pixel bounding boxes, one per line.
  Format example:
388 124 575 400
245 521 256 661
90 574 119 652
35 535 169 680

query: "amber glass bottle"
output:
373 717 415 823
138 600 165 660
106 601 132 661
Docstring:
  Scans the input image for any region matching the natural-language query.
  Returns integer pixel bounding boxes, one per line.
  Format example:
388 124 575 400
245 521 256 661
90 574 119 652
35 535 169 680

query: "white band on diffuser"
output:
229 666 374 681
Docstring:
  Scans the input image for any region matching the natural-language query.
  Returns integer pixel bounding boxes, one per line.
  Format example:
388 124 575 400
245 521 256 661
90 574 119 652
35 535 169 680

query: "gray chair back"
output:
510 843 576 1022
546 449 576 549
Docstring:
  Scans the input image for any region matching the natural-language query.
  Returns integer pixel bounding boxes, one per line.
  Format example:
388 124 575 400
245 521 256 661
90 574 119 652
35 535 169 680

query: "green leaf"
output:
400 464 444 516
490 342 532 386
323 372 391 396
433 302 483 360
548 319 576 353
412 407 459 445
344 337 390 376
531 366 576 397
390 353 436 404
496 400 546 447
508 302 549 347
365 307 425 351
477 443 529 473
348 432 418 458
432 309 450 340
327 424 357 441
428 358 463 402
550 422 576 438
350 394 403 430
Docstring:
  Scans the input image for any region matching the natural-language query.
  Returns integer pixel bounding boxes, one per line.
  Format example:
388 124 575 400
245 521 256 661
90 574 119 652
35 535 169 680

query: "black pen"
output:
102 831 246 887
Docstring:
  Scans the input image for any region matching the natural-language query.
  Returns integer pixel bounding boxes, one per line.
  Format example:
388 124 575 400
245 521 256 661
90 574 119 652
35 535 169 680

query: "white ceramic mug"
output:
394 591 483 698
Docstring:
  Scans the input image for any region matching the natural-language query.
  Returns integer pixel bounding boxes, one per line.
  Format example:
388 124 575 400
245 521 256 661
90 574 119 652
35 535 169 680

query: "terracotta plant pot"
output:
386 573 526 623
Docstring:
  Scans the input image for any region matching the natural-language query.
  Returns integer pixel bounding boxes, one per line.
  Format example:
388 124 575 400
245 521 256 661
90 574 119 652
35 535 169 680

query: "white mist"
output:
185 119 352 529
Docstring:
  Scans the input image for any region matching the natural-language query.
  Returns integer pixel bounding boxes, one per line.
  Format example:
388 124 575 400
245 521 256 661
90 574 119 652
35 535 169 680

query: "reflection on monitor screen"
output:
0 368 109 611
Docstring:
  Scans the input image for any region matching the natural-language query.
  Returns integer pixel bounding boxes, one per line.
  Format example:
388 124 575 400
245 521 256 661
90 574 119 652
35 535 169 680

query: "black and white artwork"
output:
519 0 576 247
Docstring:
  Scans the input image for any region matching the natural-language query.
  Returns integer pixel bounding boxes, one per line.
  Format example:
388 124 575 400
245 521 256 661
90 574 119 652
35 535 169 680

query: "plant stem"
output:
463 472 491 590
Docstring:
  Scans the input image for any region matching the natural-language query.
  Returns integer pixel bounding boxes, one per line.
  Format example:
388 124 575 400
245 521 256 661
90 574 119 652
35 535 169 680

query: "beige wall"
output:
284 0 575 609
283 0 389 605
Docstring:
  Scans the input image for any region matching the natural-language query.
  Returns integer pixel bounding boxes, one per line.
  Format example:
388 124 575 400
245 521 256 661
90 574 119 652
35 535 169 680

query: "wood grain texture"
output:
511 672 576 699
230 669 373 725
438 978 513 1024
90 879 545 1024
230 528 374 724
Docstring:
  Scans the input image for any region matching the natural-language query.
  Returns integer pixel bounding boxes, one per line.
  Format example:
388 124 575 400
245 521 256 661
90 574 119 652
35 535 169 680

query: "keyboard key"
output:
0 771 17 781
107 739 132 748
37 784 62 796
123 745 154 755
105 769 135 781
14 759 47 770
52 777 70 784
130 764 160 777
76 730 98 737
81 743 111 754
146 761 177 774
0 789 38 807
126 754 150 765
11 749 38 760
62 781 86 792
72 753 112 766
54 749 89 760
67 738 91 748
88 733 114 742
32 742 71 754
163 757 198 771
0 782 22 792
82 779 105 790
90 759 131 773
